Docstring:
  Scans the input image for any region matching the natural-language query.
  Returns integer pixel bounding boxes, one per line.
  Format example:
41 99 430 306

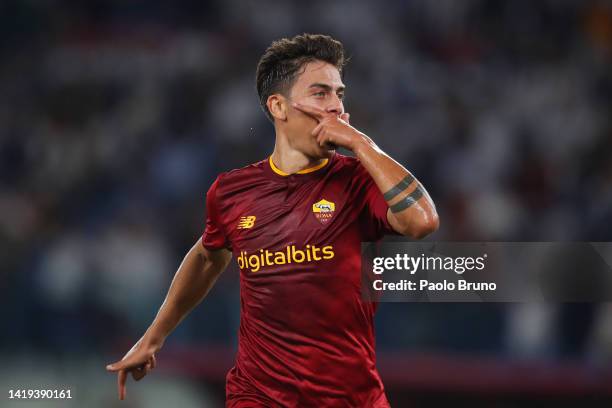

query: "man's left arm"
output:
292 102 439 239
352 133 439 239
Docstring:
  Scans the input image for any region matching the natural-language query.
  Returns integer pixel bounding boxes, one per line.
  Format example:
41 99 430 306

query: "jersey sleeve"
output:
356 162 399 241
201 176 231 250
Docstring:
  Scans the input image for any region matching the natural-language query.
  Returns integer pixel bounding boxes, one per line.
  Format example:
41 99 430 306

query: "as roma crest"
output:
312 199 335 224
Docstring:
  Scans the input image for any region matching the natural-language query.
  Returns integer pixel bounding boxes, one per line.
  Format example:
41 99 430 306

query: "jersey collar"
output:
266 152 335 180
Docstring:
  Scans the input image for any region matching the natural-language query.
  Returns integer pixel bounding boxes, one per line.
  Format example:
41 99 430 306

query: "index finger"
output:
106 360 126 372
118 369 127 400
106 352 144 372
291 102 327 121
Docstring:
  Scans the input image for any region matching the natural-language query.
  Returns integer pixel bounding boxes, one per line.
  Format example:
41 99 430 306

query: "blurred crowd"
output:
1 0 611 369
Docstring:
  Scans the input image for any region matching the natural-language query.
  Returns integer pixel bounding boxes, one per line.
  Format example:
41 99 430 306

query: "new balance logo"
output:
237 215 256 229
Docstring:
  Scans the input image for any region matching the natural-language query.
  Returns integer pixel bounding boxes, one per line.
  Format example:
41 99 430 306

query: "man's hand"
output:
293 101 438 238
104 243 231 401
292 102 363 152
106 339 159 400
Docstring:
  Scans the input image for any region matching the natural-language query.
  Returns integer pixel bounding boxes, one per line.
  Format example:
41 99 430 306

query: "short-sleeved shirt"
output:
202 152 396 407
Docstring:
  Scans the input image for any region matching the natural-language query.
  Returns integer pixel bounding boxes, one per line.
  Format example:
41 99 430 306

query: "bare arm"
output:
140 241 232 348
352 136 439 239
293 102 439 239
106 240 232 399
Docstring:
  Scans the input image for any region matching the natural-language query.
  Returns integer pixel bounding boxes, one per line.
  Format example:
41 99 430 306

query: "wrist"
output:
351 132 374 156
141 332 165 352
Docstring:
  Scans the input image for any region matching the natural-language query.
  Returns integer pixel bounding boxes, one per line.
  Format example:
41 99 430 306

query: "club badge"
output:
312 199 335 224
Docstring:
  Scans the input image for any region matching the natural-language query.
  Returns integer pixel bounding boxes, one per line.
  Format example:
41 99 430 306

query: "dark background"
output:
1 0 611 406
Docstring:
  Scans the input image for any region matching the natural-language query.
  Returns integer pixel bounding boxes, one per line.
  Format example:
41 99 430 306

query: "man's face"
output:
284 60 345 158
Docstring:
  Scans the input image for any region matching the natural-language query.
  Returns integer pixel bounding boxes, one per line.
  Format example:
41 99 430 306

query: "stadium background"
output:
1 0 611 406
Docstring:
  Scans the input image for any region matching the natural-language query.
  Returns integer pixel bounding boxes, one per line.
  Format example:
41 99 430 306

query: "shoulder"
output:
330 153 368 179
215 158 267 188
332 152 359 168
209 158 269 204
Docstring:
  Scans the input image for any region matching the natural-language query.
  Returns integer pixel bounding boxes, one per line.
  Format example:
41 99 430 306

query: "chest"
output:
221 178 359 252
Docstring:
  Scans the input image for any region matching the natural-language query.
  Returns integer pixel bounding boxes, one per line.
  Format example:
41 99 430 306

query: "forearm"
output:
291 101 438 237
353 134 439 238
141 242 230 350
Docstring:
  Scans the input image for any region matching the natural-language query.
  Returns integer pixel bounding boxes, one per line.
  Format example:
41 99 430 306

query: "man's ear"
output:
267 94 287 121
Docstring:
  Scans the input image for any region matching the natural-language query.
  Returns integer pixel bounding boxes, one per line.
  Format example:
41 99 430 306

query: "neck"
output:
270 131 328 175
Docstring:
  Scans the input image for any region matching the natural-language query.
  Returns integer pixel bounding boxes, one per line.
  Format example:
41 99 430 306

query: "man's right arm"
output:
106 240 232 400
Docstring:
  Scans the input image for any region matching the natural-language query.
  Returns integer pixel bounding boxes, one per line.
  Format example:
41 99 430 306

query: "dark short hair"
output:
256 33 347 122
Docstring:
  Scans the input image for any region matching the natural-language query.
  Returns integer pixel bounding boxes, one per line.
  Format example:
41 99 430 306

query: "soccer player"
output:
106 33 438 407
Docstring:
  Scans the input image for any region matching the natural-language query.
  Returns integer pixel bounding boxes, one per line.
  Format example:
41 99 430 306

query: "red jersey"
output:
202 152 396 407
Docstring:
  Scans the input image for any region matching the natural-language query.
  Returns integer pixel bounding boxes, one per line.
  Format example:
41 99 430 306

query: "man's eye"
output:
338 94 345 100
314 92 326 97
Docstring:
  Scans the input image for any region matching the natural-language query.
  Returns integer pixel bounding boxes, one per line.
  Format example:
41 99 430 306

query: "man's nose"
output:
325 98 343 115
